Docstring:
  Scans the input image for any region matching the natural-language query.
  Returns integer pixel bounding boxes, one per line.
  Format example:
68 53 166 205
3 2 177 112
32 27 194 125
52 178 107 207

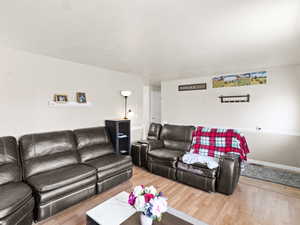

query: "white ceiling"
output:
1 0 299 84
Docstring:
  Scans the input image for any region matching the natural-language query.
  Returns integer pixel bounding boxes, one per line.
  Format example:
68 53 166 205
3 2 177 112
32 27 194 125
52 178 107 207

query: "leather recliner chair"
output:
145 124 195 180
131 123 163 167
0 136 34 225
19 130 97 221
73 127 132 193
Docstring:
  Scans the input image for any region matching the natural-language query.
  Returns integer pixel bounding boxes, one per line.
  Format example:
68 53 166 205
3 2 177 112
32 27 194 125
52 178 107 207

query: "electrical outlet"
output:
256 126 262 131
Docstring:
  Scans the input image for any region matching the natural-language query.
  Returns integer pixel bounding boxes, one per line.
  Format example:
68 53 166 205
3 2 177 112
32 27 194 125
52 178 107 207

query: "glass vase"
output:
140 213 153 225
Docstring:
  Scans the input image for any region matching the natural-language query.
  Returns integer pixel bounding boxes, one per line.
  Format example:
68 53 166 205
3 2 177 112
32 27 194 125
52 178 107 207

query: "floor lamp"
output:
120 90 132 119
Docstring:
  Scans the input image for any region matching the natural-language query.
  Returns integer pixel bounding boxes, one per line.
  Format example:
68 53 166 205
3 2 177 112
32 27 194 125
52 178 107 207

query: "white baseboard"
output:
248 159 300 173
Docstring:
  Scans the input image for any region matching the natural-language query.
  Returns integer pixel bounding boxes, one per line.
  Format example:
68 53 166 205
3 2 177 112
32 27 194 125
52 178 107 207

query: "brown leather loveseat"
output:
140 124 242 195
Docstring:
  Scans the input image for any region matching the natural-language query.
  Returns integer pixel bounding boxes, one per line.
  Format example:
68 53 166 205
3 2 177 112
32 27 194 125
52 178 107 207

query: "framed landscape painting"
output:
212 71 267 88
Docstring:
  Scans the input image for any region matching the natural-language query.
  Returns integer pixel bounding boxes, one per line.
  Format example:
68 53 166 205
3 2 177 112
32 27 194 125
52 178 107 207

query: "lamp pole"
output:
124 96 128 119
121 90 131 120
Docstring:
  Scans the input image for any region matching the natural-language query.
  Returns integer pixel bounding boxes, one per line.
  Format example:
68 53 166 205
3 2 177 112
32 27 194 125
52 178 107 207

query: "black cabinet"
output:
105 120 131 155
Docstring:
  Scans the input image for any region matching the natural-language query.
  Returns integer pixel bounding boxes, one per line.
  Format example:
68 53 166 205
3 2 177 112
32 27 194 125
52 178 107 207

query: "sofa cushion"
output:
85 154 132 181
147 149 184 168
0 182 32 219
0 164 20 186
177 160 217 178
23 152 79 180
77 144 114 163
147 123 162 141
148 149 183 161
74 127 114 162
0 197 34 225
38 176 96 203
19 130 79 178
160 124 195 151
74 127 111 148
0 136 21 185
27 164 96 192
147 157 177 168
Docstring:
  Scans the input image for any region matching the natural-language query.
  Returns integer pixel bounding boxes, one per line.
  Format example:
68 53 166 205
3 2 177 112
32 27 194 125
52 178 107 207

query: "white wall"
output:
0 46 144 140
162 65 300 167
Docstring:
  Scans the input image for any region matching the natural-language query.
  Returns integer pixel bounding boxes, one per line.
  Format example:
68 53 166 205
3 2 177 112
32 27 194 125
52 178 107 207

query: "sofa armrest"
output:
140 140 164 153
216 153 241 195
137 139 150 145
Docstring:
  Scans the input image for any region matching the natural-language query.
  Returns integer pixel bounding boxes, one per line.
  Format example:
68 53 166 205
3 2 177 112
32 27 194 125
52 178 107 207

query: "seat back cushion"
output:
148 123 162 140
0 136 20 185
74 126 114 162
19 130 79 178
161 124 195 152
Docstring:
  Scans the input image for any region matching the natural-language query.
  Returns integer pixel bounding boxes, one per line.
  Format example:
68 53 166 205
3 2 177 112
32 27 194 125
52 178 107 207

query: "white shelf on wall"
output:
48 101 92 107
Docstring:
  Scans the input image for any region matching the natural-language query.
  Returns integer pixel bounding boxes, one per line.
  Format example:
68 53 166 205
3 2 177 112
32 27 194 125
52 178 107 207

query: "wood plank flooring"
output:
37 166 300 225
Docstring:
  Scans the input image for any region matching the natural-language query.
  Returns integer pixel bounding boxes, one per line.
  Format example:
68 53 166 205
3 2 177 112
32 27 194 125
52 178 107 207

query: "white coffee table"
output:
86 191 207 225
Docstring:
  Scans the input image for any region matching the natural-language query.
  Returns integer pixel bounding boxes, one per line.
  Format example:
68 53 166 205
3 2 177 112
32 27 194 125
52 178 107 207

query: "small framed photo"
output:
54 94 68 103
76 92 87 103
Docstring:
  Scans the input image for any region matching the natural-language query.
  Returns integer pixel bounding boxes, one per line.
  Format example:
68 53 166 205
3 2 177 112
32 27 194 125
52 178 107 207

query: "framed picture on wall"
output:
54 94 68 103
76 92 87 103
212 71 267 88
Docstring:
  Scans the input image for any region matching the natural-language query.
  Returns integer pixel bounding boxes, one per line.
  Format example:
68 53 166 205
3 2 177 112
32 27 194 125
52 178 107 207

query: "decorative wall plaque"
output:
178 83 207 91
219 94 250 103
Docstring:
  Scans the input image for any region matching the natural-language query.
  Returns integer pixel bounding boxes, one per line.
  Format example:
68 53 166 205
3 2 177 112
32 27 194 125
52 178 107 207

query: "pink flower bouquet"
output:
128 185 168 221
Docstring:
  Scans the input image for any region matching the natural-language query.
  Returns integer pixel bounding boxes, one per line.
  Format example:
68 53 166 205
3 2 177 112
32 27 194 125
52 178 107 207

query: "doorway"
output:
150 86 161 124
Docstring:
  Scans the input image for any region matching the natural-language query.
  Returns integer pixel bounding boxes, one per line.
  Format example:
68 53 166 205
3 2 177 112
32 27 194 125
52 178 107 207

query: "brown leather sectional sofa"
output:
0 126 132 224
0 123 241 224
0 136 34 225
133 123 241 195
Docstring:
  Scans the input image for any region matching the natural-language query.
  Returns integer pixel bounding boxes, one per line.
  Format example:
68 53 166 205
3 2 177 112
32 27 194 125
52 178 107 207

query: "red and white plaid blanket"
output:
190 126 250 161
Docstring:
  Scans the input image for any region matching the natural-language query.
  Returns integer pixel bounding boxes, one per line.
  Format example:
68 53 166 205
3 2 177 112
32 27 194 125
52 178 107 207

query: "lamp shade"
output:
120 90 132 97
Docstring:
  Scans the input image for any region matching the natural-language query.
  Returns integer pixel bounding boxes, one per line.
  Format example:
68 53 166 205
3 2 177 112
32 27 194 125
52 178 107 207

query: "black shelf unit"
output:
105 119 131 155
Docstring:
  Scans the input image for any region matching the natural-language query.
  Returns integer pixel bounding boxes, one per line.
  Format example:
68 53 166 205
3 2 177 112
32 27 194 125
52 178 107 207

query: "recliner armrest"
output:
137 139 150 145
140 140 164 153
216 153 241 195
